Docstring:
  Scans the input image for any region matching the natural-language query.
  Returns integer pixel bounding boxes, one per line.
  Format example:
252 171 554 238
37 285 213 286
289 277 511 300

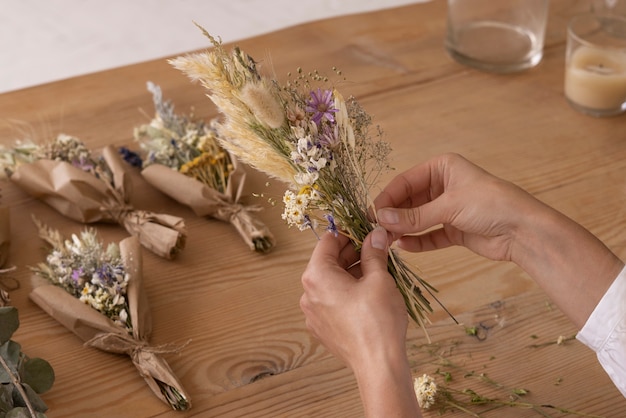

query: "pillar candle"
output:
565 45 626 111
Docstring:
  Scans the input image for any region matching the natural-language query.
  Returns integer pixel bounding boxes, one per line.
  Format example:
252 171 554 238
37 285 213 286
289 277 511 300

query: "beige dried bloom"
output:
414 374 438 409
240 82 285 129
169 32 296 184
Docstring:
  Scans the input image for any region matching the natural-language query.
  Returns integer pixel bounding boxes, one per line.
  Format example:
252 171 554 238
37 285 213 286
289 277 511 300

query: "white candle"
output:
565 45 626 111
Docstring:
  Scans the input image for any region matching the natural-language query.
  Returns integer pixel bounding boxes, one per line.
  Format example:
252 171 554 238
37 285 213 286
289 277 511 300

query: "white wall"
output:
0 0 425 93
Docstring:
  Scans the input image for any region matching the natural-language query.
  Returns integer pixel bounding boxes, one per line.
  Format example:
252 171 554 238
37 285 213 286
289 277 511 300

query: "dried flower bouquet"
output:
170 29 439 328
0 134 186 259
29 219 191 410
126 82 274 253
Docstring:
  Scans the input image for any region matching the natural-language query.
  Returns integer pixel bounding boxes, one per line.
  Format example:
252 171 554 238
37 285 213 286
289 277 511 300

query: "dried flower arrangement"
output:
29 219 191 410
169 28 441 329
122 81 275 253
0 135 186 259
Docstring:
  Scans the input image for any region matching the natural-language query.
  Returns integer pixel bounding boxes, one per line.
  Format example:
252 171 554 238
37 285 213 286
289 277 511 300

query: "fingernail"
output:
371 226 388 250
377 208 399 224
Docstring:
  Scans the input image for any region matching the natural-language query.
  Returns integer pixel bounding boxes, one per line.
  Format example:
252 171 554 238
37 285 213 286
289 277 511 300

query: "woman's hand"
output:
300 227 420 417
374 153 623 327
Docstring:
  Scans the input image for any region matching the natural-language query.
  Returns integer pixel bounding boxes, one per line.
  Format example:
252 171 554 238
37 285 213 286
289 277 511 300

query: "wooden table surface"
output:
2 0 626 416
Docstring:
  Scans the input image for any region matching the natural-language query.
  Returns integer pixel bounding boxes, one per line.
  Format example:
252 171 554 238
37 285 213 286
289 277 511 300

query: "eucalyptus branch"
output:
0 353 37 418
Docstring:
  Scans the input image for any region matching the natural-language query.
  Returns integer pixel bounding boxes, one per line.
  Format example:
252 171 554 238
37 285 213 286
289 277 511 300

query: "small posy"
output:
127 82 275 253
0 135 186 259
29 218 191 411
170 28 437 328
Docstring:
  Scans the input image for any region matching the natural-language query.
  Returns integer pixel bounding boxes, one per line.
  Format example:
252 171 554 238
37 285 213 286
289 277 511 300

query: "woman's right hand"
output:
373 153 623 328
373 153 543 262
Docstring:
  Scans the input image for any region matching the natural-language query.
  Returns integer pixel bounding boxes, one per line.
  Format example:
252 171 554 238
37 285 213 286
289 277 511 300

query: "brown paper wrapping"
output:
29 236 191 410
141 154 275 253
10 145 186 259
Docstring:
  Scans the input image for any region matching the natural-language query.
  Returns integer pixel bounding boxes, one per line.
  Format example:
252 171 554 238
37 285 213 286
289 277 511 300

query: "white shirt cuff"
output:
577 265 626 398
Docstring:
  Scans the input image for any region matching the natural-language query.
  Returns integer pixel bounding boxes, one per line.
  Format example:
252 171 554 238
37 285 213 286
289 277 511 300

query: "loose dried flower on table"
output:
170 28 444 330
411 340 604 417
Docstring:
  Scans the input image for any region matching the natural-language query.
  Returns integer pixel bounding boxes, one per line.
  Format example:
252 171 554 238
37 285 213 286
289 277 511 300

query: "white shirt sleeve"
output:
577 265 626 398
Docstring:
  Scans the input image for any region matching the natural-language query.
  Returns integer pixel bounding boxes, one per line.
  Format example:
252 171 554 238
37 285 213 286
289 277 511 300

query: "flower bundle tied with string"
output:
125 81 275 253
29 219 191 410
170 29 440 329
0 134 186 259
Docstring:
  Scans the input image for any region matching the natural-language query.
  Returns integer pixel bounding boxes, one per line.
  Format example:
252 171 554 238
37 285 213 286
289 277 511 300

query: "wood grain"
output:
1 0 625 416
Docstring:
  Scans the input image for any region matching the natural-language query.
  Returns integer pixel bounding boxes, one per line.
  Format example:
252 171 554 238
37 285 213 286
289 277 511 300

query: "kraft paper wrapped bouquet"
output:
29 219 191 410
170 29 441 329
125 82 274 253
0 135 186 259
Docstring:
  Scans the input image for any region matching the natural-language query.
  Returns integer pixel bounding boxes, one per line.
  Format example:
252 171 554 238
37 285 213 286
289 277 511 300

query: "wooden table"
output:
1 0 625 416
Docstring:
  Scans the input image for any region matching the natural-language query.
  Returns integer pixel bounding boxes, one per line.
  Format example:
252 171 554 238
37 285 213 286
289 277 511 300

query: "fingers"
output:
373 161 435 212
395 227 456 252
372 154 457 235
301 231 359 301
359 227 392 278
373 152 466 210
377 198 447 236
373 153 490 239
308 231 354 271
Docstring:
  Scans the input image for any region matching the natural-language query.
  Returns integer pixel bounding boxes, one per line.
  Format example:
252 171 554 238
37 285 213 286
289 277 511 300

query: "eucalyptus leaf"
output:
0 307 53 418
5 407 47 418
0 385 13 410
11 384 47 413
0 307 19 345
5 407 31 418
0 341 22 383
21 358 54 394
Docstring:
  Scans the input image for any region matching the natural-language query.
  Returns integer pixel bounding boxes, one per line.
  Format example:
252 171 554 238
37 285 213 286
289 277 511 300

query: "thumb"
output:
360 226 391 277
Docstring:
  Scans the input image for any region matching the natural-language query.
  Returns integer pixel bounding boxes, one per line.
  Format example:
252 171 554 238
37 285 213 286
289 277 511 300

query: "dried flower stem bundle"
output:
0 135 186 259
30 219 191 410
128 82 275 253
170 29 438 328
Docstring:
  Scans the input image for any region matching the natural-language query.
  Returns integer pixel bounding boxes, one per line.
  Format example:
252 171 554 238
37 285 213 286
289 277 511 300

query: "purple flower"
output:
318 124 339 148
305 88 338 125
119 146 143 168
96 264 120 286
72 156 94 172
303 214 313 230
71 268 84 284
324 213 338 236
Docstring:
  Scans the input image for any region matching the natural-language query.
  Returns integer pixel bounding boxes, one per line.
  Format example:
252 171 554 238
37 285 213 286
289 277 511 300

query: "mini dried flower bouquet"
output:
170 28 439 328
124 81 275 253
0 135 186 259
29 219 191 410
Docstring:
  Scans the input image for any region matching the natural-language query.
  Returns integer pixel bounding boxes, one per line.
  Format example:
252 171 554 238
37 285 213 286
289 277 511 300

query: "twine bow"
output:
85 332 190 358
